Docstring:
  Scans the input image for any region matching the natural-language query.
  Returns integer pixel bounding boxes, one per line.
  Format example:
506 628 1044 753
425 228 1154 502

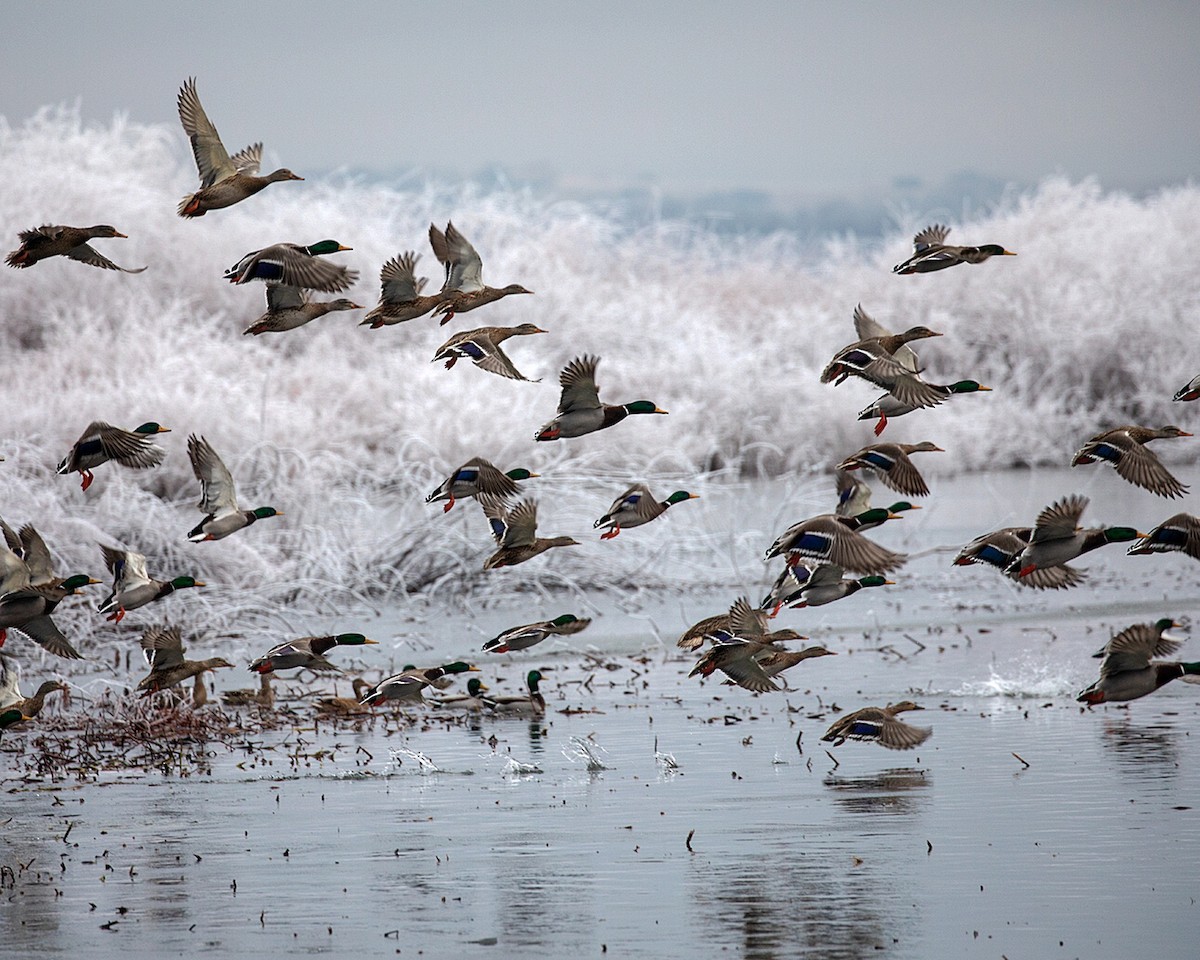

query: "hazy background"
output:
4 1 1197 233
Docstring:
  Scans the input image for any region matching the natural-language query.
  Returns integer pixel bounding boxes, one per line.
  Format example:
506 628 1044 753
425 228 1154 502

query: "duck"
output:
223 240 357 291
247 633 377 674
0 522 99 658
1128 513 1200 560
0 653 67 719
675 596 830 651
1077 621 1200 704
1070 425 1191 499
482 670 547 716
821 701 932 749
56 420 169 491
820 307 946 410
433 677 492 710
534 355 667 441
221 673 276 709
1007 495 1142 580
428 222 533 324
1091 618 1182 659
185 435 282 542
858 380 991 436
892 224 1016 274
360 252 448 328
176 77 303 217
360 662 480 705
313 678 374 716
426 458 539 513
834 470 920 529
242 285 362 335
761 560 893 615
479 497 579 569
688 600 808 693
594 485 699 539
953 527 1085 590
136 625 233 697
837 441 943 497
5 224 146 272
1174 375 1200 402
764 514 907 574
432 323 547 381
482 614 591 653
722 645 837 688
97 546 204 622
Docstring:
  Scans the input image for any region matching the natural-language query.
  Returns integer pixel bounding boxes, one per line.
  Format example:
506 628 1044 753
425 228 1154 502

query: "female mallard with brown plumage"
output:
432 323 547 381
1128 513 1200 560
137 625 234 697
821 701 931 749
176 77 303 217
5 224 146 272
479 497 579 569
820 305 946 410
360 252 448 328
242 285 362 335
837 441 943 497
1071 425 1191 499
428 222 533 324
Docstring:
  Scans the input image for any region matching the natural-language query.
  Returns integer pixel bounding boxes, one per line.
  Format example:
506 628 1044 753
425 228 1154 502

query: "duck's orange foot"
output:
770 602 783 618
80 470 94 491
1018 564 1037 578
106 607 126 623
874 414 887 436
443 496 456 514
444 356 457 370
599 527 620 540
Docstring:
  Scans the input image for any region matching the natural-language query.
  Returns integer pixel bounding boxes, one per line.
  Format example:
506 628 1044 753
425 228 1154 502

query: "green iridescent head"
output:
854 508 894 525
551 615 581 627
505 468 539 481
979 244 1015 257
859 576 894 588
466 678 489 696
666 491 699 505
61 574 100 592
886 502 921 514
441 661 479 675
0 708 30 730
526 670 543 691
948 380 991 394
133 422 171 435
334 633 376 647
252 507 282 520
171 577 204 590
625 401 668 415
1154 618 1182 632
1103 527 1141 544
306 240 352 255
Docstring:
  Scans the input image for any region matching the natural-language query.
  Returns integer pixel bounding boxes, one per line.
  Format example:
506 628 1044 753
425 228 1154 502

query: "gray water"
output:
3 468 1199 959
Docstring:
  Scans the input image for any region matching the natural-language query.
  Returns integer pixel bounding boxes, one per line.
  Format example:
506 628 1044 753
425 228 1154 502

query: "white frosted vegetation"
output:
1 109 1196 658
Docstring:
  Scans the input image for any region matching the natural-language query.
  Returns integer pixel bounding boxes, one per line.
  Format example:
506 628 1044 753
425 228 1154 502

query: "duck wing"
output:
188 435 239 515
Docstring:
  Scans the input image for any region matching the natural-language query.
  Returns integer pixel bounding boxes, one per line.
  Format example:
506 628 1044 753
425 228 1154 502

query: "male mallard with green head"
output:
224 240 357 291
535 355 667 441
1078 620 1200 704
57 420 169 491
892 224 1015 274
594 484 699 539
186 435 282 542
427 458 539 513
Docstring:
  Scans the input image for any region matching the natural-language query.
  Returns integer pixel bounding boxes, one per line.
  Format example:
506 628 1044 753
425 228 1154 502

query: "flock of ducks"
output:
3 80 1200 752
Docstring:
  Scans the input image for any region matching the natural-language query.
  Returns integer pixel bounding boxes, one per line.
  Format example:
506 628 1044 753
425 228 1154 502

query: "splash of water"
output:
564 735 609 771
385 746 442 775
500 757 544 776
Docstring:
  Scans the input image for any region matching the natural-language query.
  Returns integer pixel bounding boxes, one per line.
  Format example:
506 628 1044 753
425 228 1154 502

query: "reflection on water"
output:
1098 719 1181 783
824 768 932 817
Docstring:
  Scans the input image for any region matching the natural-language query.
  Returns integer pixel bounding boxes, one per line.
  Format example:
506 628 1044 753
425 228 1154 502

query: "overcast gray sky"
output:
4 1 1198 198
